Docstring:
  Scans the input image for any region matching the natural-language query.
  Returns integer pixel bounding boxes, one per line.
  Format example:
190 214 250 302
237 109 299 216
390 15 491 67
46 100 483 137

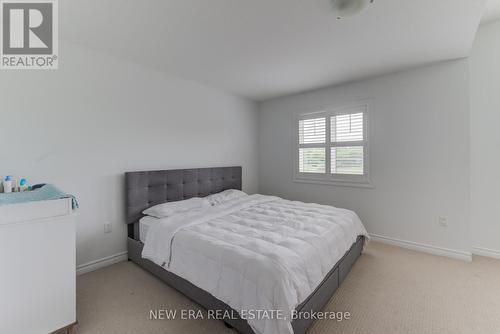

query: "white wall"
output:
0 43 259 267
259 60 471 257
470 21 500 257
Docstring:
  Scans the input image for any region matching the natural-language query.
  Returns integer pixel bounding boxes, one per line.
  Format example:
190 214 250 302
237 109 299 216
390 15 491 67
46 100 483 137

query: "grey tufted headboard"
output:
125 166 242 236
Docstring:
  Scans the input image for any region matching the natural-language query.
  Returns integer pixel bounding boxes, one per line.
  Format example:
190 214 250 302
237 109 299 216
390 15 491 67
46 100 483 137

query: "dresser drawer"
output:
0 198 72 225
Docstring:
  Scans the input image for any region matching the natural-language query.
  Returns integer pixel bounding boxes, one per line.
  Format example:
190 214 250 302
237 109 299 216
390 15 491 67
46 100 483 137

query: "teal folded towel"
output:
0 184 79 209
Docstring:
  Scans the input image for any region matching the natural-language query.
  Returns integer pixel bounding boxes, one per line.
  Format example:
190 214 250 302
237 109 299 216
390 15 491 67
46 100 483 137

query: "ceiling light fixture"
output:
331 0 374 19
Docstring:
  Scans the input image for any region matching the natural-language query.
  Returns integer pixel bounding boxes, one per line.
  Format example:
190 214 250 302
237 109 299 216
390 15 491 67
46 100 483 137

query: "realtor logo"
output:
0 0 58 69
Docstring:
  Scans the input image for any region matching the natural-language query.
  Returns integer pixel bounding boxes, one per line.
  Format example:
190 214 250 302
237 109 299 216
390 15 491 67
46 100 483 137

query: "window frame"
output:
293 102 372 188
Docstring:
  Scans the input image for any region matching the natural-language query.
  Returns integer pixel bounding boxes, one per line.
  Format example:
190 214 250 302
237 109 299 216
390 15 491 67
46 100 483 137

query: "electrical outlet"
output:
104 222 112 233
439 217 448 227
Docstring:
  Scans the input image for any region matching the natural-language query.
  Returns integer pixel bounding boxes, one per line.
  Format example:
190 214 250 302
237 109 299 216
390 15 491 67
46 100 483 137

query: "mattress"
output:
141 194 368 334
139 216 158 243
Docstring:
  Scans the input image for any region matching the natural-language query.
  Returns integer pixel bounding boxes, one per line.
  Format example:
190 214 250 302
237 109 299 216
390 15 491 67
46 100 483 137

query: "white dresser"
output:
0 198 76 334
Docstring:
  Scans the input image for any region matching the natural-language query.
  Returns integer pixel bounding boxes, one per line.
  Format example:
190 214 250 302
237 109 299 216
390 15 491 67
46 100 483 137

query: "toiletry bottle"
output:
11 178 18 192
3 176 13 193
19 179 28 192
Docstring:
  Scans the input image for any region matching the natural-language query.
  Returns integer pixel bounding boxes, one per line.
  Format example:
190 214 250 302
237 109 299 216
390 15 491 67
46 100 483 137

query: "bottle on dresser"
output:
2 176 13 193
19 179 28 192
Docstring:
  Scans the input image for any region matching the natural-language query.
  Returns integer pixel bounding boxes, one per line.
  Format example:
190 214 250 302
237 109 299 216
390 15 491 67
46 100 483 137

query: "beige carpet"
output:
75 242 500 334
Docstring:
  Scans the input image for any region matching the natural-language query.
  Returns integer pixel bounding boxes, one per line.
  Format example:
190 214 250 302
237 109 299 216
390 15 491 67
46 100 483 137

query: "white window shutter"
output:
296 104 369 185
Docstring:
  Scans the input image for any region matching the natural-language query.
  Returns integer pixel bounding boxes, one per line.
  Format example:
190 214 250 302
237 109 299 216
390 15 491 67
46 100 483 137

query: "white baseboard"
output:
76 251 128 276
370 233 472 262
472 247 500 260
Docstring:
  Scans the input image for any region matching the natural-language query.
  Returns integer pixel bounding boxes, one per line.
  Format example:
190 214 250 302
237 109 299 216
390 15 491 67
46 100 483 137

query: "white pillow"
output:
142 197 210 218
206 189 247 206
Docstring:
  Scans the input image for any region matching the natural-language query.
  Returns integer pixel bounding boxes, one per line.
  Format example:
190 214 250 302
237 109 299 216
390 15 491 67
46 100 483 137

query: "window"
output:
295 103 370 187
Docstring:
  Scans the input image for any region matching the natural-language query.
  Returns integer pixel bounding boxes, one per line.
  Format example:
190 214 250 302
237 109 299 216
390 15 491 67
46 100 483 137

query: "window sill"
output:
293 176 374 189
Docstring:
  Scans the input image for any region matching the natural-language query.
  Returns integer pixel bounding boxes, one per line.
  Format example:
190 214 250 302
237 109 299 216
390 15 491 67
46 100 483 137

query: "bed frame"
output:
125 166 364 334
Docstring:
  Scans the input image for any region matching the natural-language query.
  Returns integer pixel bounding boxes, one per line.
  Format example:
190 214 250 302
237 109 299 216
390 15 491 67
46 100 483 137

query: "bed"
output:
125 166 366 334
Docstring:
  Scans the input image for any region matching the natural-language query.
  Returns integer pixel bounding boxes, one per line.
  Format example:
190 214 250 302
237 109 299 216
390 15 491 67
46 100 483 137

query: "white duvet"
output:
142 194 368 334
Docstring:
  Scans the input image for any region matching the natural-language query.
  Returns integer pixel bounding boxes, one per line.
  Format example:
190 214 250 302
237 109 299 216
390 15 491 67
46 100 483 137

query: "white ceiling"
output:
483 0 500 23
62 0 487 101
